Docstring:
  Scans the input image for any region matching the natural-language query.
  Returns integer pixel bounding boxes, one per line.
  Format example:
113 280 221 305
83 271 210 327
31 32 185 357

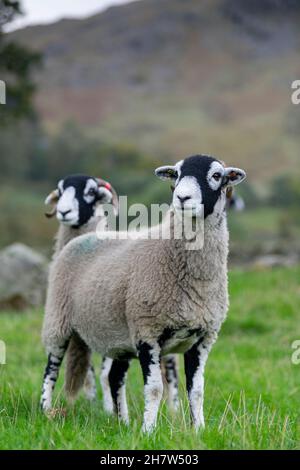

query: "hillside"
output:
8 0 300 180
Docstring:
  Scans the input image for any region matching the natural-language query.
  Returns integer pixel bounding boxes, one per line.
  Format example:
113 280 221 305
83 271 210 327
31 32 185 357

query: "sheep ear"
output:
97 187 113 203
45 189 59 218
223 167 246 187
96 178 119 215
45 189 60 206
155 165 178 181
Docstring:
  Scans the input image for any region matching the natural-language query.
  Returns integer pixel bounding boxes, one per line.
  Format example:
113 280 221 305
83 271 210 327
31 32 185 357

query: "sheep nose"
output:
177 195 191 205
59 209 71 217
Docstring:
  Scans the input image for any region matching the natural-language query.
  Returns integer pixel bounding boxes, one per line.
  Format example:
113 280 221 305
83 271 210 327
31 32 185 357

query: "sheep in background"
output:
45 174 118 257
226 187 245 212
45 174 117 409
41 155 246 432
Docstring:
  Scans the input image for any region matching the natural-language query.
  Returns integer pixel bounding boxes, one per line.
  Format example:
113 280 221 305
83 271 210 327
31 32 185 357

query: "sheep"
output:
44 173 180 413
45 174 119 258
41 154 246 432
44 174 118 410
225 187 245 212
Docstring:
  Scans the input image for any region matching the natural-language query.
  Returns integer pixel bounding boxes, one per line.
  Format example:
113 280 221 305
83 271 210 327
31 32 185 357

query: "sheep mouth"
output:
62 219 79 227
57 214 79 226
176 206 203 218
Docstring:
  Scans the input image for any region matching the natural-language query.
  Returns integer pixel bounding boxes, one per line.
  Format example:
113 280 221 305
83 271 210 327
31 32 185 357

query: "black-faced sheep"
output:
45 174 117 409
44 173 180 414
41 155 246 432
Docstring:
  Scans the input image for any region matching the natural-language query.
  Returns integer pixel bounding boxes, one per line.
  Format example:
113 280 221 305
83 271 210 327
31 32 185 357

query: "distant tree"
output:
0 0 41 123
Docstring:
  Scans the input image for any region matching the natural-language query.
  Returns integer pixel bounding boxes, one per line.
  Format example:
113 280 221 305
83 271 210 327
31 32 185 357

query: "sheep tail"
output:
65 333 91 400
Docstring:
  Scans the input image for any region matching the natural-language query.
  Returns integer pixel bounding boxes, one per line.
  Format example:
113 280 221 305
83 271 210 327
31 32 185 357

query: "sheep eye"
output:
212 172 222 181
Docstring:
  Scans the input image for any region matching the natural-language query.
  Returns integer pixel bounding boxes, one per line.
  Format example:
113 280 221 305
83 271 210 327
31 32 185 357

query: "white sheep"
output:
45 175 118 257
45 174 118 410
44 173 180 413
41 155 246 432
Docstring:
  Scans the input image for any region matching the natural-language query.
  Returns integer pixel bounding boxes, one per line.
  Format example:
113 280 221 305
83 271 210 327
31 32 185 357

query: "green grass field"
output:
0 266 300 450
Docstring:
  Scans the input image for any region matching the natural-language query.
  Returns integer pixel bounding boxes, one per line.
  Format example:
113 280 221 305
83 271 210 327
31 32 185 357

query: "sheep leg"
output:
83 364 97 401
138 342 163 433
184 337 212 430
163 354 179 412
108 356 131 424
40 341 69 412
100 356 114 414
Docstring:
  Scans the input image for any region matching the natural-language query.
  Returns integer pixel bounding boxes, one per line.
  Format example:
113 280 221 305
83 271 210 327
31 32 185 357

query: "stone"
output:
0 243 49 311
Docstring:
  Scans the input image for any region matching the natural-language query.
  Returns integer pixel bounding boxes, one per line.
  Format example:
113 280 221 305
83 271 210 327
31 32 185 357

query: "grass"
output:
0 266 300 450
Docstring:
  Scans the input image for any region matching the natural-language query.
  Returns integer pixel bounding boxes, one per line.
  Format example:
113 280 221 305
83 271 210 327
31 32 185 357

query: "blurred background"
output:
0 0 300 263
1 3 300 450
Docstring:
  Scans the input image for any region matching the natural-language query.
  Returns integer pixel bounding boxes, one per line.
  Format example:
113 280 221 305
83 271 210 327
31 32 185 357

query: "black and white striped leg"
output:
163 354 179 412
83 364 97 401
184 337 212 430
108 356 130 424
138 342 163 433
100 356 114 414
40 342 68 412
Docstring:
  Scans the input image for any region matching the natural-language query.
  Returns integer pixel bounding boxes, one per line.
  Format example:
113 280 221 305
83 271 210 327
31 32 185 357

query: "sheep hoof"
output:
103 400 114 415
194 420 205 432
142 422 156 434
84 388 97 401
46 407 68 419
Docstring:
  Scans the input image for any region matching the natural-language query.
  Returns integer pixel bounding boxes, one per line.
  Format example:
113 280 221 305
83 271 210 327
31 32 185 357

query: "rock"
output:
0 243 49 311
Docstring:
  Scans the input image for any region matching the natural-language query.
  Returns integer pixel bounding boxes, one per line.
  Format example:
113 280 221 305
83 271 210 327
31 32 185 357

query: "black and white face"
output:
155 155 246 219
45 175 113 227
